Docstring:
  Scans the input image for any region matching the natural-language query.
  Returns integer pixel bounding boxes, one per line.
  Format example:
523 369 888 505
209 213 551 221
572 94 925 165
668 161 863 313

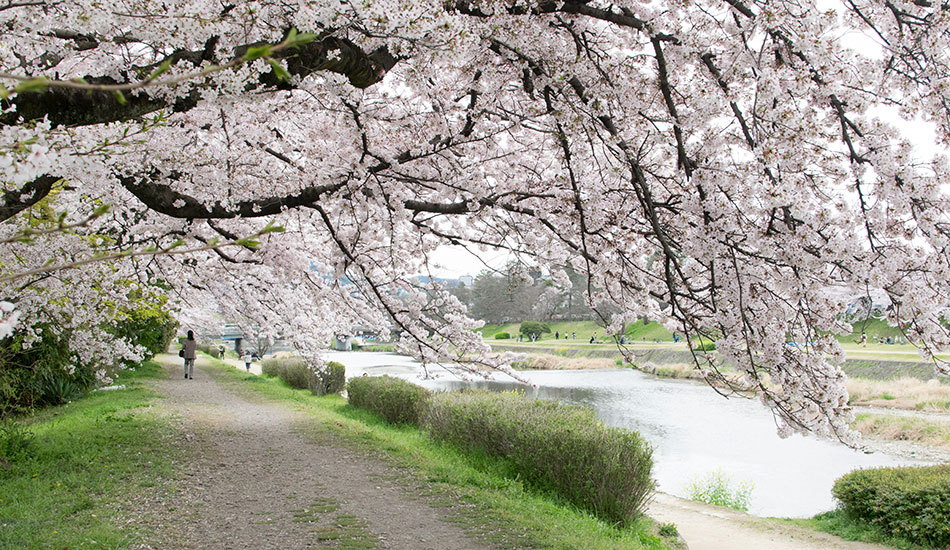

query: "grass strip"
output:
783 511 935 550
0 360 182 550
204 360 677 550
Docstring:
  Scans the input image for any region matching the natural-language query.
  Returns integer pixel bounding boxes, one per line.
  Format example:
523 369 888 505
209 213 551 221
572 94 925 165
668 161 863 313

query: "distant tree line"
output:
452 264 599 325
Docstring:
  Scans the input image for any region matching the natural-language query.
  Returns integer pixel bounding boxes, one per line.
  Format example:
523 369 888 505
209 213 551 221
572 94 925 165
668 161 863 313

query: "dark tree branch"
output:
4 34 397 128
120 174 348 219
0 175 59 221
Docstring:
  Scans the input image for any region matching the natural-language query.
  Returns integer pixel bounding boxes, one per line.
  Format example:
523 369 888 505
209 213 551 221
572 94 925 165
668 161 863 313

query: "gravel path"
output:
135 354 489 550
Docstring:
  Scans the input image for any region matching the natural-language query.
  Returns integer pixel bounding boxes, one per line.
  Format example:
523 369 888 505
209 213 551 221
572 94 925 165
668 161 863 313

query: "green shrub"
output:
686 469 754 511
422 390 654 526
519 321 551 339
305 361 346 396
832 464 950 547
261 357 309 388
0 328 84 417
494 332 511 340
261 357 343 395
658 523 679 538
346 376 431 425
110 310 177 361
195 343 222 359
691 338 716 351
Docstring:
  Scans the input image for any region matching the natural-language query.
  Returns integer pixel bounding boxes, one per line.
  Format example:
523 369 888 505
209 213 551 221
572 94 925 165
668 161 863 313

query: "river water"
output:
325 351 923 518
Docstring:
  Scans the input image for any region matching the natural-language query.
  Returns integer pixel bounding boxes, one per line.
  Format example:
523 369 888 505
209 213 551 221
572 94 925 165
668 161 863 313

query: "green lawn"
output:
480 320 674 343
0 361 182 550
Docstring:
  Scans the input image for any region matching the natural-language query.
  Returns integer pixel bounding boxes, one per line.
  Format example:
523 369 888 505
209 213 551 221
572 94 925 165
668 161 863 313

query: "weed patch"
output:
686 469 754 511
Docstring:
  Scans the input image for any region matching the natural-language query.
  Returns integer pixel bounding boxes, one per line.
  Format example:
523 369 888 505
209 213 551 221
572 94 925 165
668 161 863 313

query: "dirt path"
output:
648 494 890 550
133 354 489 550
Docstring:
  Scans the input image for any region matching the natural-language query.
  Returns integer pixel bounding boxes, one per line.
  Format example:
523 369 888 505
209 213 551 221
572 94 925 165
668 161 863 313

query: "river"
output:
325 351 924 518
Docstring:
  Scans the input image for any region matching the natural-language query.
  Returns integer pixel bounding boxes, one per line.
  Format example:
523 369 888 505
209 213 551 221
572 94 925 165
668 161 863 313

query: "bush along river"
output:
325 351 927 518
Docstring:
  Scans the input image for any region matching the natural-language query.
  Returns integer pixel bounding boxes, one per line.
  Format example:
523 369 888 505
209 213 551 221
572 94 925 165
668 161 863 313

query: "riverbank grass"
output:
206 359 677 550
785 512 926 550
0 361 181 550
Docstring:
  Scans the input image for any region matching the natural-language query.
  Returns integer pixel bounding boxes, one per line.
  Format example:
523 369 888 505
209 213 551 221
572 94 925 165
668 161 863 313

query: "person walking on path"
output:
182 330 198 379
241 350 252 372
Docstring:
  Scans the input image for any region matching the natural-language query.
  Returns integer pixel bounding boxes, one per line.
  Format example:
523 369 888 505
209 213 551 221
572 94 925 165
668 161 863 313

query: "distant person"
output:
860 332 867 346
182 330 197 379
572 331 576 340
673 333 680 343
555 331 559 340
241 350 252 372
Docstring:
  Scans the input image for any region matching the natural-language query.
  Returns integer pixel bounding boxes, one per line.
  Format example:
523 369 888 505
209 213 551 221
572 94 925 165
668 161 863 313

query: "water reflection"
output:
326 351 923 518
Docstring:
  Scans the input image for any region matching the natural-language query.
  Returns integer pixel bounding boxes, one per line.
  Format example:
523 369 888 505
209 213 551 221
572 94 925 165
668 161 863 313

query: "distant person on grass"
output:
182 330 197 379
241 350 252 372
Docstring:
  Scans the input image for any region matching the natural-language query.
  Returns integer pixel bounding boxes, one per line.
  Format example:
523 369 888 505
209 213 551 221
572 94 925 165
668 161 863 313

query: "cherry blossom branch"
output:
4 32 396 127
0 223 282 283
0 204 109 244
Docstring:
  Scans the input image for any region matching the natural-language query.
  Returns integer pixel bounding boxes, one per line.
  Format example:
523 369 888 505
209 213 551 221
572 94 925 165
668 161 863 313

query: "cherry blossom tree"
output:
2 0 949 440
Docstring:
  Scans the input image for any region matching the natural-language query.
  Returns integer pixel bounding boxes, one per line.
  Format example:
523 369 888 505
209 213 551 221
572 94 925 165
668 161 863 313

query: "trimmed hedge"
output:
832 464 950 547
494 332 511 340
195 343 222 359
261 358 345 396
321 361 346 395
519 321 550 338
423 390 654 526
346 375 431 425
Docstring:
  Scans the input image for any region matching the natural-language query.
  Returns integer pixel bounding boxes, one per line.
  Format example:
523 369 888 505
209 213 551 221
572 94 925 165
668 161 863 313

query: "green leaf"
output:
13 77 49 94
113 90 127 105
267 58 291 81
0 87 8 100
283 28 317 48
147 59 173 81
92 204 111 217
235 238 260 249
168 239 185 249
262 220 285 234
242 45 272 61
